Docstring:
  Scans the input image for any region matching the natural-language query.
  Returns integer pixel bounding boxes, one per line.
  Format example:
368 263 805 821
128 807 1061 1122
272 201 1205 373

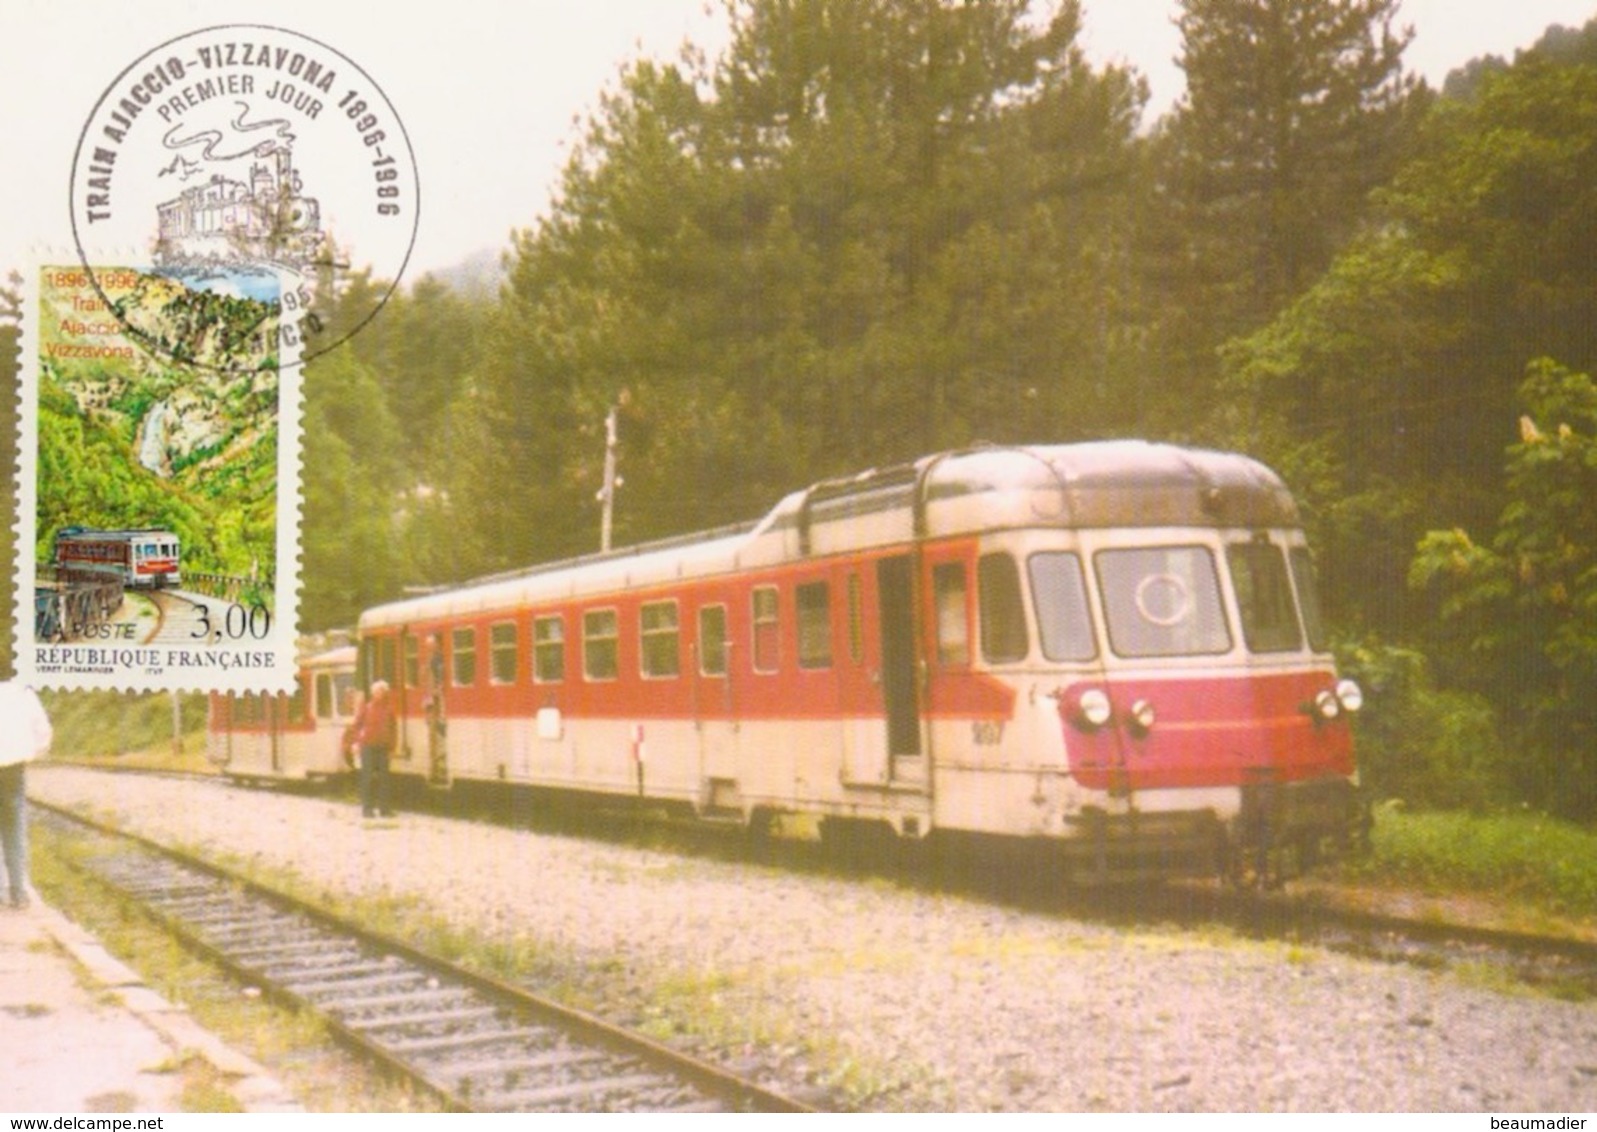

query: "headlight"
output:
1077 689 1112 730
1314 690 1341 721
1335 678 1364 714
1129 698 1156 734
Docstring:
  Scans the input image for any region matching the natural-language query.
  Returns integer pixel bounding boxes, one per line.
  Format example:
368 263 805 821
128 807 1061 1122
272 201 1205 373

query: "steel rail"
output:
35 801 816 1113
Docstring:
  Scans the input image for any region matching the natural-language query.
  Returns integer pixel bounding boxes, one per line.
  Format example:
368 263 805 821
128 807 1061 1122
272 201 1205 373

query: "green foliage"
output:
1349 804 1597 919
467 0 1150 565
39 690 207 757
1336 639 1504 810
34 372 218 569
298 345 415 630
1217 39 1597 643
1159 0 1424 372
1409 360 1597 819
30 264 282 581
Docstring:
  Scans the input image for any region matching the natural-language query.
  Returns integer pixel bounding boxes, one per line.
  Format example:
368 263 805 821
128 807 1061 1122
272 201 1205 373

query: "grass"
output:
1336 802 1597 928
40 690 214 771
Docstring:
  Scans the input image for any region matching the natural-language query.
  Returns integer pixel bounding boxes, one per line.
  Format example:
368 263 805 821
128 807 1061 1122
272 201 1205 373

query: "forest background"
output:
3 0 1596 824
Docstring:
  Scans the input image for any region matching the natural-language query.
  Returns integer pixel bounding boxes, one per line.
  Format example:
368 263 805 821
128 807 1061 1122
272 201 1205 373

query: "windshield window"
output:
1289 547 1329 652
1027 552 1096 662
1227 542 1303 653
1095 546 1231 658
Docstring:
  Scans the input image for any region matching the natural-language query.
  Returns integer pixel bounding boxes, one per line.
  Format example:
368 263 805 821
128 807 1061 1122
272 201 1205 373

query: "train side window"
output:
452 626 478 686
1028 553 1097 662
403 636 419 688
377 636 397 688
490 621 519 684
640 601 680 678
360 639 378 689
1289 547 1329 652
1226 542 1303 653
796 581 832 669
752 586 779 673
932 562 970 666
584 609 619 681
334 673 357 718
978 553 1029 664
698 605 728 676
846 573 863 663
534 615 565 682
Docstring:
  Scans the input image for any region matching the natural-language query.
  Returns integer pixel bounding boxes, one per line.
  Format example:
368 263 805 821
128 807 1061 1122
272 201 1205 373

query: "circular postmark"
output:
69 23 419 372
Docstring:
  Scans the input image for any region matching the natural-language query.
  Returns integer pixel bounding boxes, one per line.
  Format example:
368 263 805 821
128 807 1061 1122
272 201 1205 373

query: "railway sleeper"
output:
287 970 437 996
482 1069 673 1112
110 880 221 903
387 1025 564 1057
349 1004 502 1032
424 1046 609 1082
326 987 478 1013
170 907 285 929
226 937 362 961
262 958 401 983
193 918 314 942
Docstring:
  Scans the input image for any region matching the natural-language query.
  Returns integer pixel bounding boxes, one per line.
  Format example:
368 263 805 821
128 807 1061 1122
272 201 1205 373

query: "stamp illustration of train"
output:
53 526 183 590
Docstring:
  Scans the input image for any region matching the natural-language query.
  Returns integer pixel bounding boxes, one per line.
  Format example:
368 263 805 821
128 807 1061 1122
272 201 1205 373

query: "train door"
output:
922 549 978 775
838 570 885 784
694 603 739 812
413 629 449 786
876 555 926 784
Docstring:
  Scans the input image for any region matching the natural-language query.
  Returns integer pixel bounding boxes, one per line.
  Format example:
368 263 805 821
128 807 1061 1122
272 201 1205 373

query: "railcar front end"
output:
933 519 1363 885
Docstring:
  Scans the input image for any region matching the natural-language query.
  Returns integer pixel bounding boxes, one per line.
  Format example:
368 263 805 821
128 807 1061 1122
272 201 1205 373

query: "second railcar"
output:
207 646 359 781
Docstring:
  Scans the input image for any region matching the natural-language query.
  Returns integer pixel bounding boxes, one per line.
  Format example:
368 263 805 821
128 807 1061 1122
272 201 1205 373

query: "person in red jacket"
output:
355 680 397 819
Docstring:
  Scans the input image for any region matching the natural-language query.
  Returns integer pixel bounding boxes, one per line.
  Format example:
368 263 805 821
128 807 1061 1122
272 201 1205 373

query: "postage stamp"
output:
14 260 302 693
11 23 417 692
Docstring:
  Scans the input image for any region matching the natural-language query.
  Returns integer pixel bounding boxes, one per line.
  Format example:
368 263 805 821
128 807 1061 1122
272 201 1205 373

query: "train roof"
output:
361 441 1298 630
55 527 179 541
301 645 357 671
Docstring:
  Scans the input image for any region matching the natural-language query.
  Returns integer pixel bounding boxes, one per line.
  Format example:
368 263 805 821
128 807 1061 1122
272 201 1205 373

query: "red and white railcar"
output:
206 645 359 781
355 442 1365 882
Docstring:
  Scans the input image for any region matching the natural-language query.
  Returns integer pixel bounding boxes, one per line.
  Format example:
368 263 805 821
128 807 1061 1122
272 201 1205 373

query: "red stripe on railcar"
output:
1059 670 1354 791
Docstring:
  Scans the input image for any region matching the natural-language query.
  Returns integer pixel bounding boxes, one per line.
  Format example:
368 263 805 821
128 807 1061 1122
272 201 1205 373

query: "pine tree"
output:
1161 0 1421 344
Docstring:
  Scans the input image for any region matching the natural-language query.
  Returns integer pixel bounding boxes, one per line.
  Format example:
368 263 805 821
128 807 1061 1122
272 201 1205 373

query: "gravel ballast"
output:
30 765 1597 1112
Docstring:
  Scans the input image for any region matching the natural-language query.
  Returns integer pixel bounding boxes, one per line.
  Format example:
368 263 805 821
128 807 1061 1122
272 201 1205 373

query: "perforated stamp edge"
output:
13 250 302 694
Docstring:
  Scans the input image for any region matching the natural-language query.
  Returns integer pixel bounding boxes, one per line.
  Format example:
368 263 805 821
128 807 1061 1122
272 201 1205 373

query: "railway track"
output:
39 764 1597 1003
1223 886 1597 998
35 802 815 1114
